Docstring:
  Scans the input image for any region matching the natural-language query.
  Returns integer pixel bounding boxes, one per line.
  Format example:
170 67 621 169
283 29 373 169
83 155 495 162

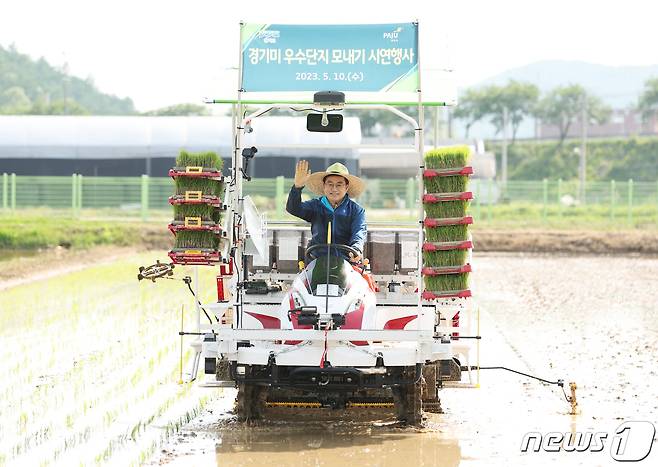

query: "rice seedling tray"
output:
424 216 473 227
422 289 472 300
167 220 227 236
423 192 473 203
423 166 473 177
168 248 222 265
168 194 224 207
421 264 472 276
168 167 225 180
422 240 473 252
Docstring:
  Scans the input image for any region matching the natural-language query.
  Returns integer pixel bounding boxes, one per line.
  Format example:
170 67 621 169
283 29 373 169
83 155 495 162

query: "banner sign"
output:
240 23 419 93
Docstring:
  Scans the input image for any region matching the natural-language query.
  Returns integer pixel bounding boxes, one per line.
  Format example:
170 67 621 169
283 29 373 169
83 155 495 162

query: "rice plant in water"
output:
424 273 469 291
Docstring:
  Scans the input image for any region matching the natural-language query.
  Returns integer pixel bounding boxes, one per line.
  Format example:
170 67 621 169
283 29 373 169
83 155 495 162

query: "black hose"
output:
463 365 571 403
184 279 215 325
464 365 563 386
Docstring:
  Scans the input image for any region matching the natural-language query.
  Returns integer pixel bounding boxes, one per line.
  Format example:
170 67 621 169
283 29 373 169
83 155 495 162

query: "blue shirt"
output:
286 186 367 257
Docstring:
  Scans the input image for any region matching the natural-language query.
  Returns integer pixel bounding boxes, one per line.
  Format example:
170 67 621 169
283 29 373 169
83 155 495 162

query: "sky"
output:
1 0 657 111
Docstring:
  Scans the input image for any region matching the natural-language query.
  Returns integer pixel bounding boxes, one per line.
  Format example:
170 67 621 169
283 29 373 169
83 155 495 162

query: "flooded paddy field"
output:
149 253 658 466
1 252 656 466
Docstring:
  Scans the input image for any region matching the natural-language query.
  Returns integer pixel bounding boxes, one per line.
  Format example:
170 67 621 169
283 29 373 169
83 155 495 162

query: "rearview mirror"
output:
306 113 343 132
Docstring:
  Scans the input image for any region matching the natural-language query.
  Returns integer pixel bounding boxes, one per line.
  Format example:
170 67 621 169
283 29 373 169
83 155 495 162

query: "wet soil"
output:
0 245 140 290
147 253 658 466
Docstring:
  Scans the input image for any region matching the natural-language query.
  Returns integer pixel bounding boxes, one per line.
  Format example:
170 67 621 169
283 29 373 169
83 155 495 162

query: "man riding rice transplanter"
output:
286 160 367 263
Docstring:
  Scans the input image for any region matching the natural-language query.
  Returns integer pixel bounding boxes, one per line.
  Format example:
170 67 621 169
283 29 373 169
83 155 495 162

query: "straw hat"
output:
306 162 366 198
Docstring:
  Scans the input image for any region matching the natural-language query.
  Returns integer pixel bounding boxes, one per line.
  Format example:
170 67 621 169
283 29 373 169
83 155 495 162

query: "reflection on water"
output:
213 417 461 467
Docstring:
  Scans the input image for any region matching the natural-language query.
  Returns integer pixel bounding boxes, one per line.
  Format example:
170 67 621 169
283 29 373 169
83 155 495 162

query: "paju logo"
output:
257 30 280 44
521 421 656 462
383 27 403 42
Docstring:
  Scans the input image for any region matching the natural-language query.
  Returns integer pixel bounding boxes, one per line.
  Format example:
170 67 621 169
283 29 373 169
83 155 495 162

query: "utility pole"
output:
579 97 588 203
433 106 439 148
62 59 70 115
501 106 509 198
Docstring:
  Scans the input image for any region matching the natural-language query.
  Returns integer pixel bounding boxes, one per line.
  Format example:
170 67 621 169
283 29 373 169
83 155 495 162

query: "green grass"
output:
422 249 469 267
173 231 219 249
0 216 139 249
424 273 469 291
424 200 470 218
425 224 469 242
175 150 223 170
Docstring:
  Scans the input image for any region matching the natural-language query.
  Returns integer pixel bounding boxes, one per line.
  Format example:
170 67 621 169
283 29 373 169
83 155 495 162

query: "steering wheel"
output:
305 243 361 263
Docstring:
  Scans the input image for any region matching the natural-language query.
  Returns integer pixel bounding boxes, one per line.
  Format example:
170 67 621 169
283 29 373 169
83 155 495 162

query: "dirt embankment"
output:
473 229 658 255
142 225 658 255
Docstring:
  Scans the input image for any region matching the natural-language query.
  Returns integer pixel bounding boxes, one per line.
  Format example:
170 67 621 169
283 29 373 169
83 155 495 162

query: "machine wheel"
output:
235 383 268 422
421 363 443 414
393 369 423 425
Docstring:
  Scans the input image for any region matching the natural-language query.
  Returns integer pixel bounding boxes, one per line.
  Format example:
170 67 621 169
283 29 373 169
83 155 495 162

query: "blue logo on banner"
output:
241 23 418 92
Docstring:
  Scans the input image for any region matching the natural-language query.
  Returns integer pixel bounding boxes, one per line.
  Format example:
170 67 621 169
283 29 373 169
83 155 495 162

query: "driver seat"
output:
310 255 348 291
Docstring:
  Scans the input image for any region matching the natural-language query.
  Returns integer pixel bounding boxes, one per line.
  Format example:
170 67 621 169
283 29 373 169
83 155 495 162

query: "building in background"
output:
538 109 658 140
0 116 361 177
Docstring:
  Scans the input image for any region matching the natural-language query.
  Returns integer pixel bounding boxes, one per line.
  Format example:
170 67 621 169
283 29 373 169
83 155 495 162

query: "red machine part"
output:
216 258 234 302
421 289 472 300
168 249 221 265
383 315 417 330
168 168 224 179
422 240 473 252
423 166 473 178
452 311 460 339
422 264 472 276
422 192 473 203
168 194 223 207
424 216 473 227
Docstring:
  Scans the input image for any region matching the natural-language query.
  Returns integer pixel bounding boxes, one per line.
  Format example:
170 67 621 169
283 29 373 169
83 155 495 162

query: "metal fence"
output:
1 173 657 227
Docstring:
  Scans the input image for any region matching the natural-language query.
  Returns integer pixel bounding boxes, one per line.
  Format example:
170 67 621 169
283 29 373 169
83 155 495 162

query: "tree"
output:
638 77 658 122
142 103 211 116
26 97 89 115
0 86 32 113
453 81 538 142
487 81 539 143
534 84 611 146
453 88 490 138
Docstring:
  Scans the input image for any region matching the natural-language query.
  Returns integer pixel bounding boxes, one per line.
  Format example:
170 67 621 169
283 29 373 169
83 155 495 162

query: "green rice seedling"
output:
425 175 468 194
422 249 469 268
173 231 219 249
424 200 470 219
173 205 224 223
424 273 469 291
175 150 223 170
424 145 470 194
425 224 469 242
174 177 224 197
424 145 470 169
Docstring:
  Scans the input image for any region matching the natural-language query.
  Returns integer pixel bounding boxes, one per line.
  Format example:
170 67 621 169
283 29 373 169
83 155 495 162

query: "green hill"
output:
0 44 135 115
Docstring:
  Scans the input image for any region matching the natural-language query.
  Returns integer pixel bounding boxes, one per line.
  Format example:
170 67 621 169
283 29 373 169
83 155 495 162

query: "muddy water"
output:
149 254 658 466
